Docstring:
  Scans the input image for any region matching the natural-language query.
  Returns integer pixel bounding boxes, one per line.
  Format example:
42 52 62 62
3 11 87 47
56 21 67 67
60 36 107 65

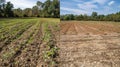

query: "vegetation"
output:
60 12 120 22
0 18 60 67
0 0 60 18
43 22 59 66
0 0 60 66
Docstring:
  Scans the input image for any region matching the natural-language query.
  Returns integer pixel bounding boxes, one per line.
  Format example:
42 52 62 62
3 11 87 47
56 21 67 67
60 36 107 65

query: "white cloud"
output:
81 0 108 5
72 0 84 2
93 0 108 5
6 0 46 9
108 1 115 6
61 7 91 15
103 6 111 11
78 3 98 10
73 0 108 4
75 0 108 11
39 0 46 3
61 0 119 15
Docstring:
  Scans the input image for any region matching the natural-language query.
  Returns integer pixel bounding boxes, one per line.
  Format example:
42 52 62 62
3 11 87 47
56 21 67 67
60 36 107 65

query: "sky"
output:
60 0 120 15
6 0 46 9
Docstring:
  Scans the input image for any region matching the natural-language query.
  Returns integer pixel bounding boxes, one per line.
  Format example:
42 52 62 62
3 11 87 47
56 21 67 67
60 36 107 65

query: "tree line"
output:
0 0 60 18
61 12 120 22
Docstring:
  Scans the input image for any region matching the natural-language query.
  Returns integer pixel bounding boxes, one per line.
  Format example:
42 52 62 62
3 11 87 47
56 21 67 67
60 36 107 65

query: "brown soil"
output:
57 21 120 67
0 21 58 67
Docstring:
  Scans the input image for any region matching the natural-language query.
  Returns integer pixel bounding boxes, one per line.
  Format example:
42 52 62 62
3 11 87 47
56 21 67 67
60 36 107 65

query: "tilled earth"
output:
57 21 120 67
0 18 60 67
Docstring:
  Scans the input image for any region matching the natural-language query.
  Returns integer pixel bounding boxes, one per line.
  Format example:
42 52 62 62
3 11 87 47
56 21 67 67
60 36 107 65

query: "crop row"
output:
0 18 60 67
0 20 37 52
0 20 38 66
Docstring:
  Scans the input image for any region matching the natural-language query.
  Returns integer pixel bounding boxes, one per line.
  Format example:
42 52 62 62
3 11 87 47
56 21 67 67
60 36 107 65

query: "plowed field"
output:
57 21 120 67
0 18 60 67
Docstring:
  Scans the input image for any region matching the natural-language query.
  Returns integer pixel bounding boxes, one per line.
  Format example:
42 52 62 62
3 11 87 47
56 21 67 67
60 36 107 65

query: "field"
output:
0 18 60 67
0 19 120 67
57 21 120 67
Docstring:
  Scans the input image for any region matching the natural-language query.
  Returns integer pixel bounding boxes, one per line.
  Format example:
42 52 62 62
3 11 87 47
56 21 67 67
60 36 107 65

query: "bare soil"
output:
57 21 120 67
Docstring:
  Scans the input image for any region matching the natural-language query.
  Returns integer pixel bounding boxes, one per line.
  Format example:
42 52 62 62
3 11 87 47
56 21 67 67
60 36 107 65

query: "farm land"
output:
0 18 120 67
57 21 120 67
0 18 60 67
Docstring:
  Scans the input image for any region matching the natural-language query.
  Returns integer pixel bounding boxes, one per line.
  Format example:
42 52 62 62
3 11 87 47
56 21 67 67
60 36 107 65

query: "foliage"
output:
0 0 60 18
41 20 59 66
61 12 120 22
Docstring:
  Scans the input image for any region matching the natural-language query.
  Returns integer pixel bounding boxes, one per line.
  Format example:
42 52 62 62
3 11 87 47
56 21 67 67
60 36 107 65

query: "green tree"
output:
97 15 104 21
0 5 2 17
13 8 23 17
52 0 60 18
4 2 14 17
36 1 43 9
43 0 52 17
32 6 39 17
92 12 97 17
91 12 98 20
23 8 32 17
0 0 60 18
75 14 84 20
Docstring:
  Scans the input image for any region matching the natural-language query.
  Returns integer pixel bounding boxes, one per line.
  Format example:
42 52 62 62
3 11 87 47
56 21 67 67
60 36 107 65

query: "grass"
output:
41 19 60 66
0 18 60 66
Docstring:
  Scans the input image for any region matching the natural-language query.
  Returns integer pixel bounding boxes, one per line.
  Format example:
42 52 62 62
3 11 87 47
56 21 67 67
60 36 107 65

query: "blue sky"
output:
6 0 46 9
60 0 120 15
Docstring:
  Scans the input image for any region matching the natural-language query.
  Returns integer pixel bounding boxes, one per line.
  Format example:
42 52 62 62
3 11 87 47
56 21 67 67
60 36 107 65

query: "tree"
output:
0 5 2 17
83 14 88 21
60 11 120 21
0 0 5 17
92 12 97 17
13 8 23 17
23 8 32 17
75 14 84 20
0 1 14 17
36 1 43 10
52 0 60 18
0 0 60 18
97 15 104 21
32 6 39 17
64 15 69 20
36 1 43 17
43 0 52 17
91 12 98 20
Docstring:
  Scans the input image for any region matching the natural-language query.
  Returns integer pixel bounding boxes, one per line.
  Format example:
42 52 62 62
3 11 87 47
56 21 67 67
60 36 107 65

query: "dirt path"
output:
57 22 120 67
